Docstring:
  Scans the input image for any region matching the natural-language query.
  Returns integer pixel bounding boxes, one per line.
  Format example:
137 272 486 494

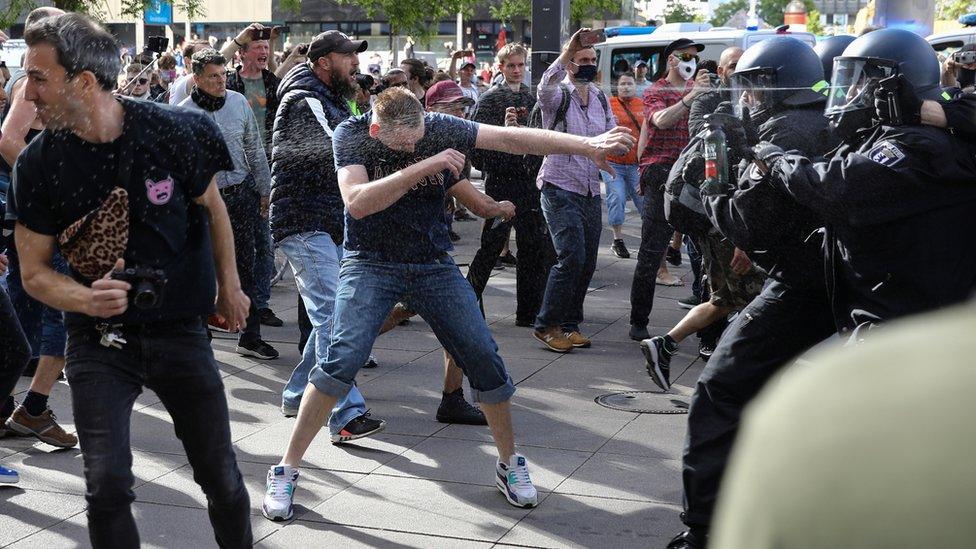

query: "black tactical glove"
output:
682 151 706 187
750 141 785 176
874 74 922 126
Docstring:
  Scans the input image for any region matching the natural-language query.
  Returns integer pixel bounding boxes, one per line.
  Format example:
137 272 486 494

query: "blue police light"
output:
604 26 658 38
960 13 976 26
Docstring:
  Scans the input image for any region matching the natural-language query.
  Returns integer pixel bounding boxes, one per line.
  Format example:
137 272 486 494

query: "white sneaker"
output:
262 465 299 521
496 454 538 508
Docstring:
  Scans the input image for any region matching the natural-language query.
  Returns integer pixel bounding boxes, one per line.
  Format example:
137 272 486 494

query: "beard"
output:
334 74 358 100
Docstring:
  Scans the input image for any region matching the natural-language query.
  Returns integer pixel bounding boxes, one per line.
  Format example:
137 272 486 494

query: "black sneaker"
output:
493 259 505 270
236 338 280 360
666 246 682 267
611 239 630 258
666 529 707 549
640 336 673 391
363 356 378 369
331 412 386 443
628 325 650 341
436 389 488 425
678 295 701 310
259 308 284 327
499 251 518 267
698 343 714 362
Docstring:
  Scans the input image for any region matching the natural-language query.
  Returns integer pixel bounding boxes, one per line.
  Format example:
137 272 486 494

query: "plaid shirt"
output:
639 78 693 167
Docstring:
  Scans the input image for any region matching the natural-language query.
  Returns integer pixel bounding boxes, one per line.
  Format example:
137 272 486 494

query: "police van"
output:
593 26 817 92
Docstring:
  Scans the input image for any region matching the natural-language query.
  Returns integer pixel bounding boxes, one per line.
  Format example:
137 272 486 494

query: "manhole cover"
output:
595 391 690 414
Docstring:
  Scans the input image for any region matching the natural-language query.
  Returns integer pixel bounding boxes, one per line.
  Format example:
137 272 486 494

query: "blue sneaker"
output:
0 465 19 484
262 465 298 521
496 454 538 508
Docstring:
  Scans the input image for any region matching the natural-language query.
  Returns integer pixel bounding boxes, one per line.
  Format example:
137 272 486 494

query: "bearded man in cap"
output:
269 30 388 450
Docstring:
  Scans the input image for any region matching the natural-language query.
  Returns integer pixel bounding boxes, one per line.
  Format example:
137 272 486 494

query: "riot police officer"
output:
664 36 839 549
757 28 976 330
813 34 856 83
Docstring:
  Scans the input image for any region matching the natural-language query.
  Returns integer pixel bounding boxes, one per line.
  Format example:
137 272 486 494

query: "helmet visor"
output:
730 68 776 118
826 57 898 115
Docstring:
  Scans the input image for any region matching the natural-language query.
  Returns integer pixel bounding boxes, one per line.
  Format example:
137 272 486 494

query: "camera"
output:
112 266 168 310
145 36 169 55
251 27 272 41
952 50 976 65
355 73 374 92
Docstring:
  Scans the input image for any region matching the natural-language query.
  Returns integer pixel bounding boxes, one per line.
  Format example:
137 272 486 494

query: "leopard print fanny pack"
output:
58 187 129 281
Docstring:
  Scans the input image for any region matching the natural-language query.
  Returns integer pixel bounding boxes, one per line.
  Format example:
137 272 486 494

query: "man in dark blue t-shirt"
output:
262 86 636 520
9 14 252 548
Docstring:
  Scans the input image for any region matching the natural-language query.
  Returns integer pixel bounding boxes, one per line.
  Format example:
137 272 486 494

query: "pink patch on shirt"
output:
146 177 174 205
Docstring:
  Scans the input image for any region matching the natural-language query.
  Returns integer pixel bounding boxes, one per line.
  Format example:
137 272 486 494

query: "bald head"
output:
718 47 744 86
25 6 65 29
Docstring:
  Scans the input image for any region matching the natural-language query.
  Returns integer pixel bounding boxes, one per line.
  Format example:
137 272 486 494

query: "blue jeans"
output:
535 184 603 333
65 318 251 548
279 231 366 435
309 252 515 404
253 215 274 310
603 162 644 227
6 245 68 358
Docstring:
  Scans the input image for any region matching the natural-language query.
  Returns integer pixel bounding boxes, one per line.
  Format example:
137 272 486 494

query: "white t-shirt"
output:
168 74 195 106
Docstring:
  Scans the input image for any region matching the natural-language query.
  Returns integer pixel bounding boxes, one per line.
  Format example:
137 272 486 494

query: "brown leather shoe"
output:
379 302 417 335
533 328 573 353
564 331 591 348
6 406 78 448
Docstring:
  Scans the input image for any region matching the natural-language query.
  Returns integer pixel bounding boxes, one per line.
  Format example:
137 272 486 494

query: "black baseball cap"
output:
665 38 705 57
308 30 368 62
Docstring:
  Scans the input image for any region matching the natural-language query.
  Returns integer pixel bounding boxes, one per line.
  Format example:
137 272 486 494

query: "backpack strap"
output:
550 83 573 132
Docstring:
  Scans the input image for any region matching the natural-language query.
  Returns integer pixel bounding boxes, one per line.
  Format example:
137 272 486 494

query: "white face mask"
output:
677 59 697 80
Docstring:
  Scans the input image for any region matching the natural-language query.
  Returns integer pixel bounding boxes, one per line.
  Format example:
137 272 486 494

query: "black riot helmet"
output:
730 36 826 119
825 28 941 120
813 35 856 82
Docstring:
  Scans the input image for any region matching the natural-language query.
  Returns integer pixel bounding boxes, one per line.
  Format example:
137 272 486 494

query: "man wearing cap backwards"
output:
449 48 480 115
269 31 389 452
261 85 636 520
628 38 712 342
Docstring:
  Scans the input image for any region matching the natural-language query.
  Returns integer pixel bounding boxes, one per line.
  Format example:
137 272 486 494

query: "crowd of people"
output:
0 7 975 549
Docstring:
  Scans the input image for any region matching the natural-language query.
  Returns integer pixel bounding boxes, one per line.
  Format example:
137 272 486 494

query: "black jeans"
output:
467 175 555 324
221 182 261 343
681 278 836 530
65 318 251 549
0 284 31 404
630 165 676 328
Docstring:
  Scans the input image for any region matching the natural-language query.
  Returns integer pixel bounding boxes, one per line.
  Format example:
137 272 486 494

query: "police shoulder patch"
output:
867 140 906 167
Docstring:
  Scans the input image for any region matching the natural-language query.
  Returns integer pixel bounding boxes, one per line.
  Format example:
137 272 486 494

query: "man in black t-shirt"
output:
262 87 636 521
8 14 252 548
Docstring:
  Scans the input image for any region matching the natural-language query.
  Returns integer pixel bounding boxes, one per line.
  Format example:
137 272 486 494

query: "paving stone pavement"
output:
1 183 708 548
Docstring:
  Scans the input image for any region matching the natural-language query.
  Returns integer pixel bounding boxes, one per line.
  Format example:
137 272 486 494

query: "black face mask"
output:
828 107 874 142
191 86 226 112
574 64 598 83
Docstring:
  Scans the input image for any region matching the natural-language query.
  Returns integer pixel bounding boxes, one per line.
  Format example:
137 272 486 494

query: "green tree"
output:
806 8 824 34
662 0 701 23
710 0 748 26
936 0 975 20
489 0 621 25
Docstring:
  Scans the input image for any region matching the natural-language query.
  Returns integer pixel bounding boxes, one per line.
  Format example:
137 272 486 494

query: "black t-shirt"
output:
332 112 479 262
7 97 233 327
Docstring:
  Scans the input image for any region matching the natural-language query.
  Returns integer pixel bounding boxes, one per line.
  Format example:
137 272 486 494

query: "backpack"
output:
663 130 715 238
523 83 610 178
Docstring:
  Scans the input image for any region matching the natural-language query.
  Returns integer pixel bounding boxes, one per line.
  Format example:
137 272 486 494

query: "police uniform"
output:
684 105 839 534
769 123 976 330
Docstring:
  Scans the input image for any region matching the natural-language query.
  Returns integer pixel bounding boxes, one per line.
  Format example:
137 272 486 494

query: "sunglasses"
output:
673 52 699 62
135 78 149 85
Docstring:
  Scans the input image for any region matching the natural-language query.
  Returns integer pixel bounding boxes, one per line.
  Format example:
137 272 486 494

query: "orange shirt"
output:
608 96 643 165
